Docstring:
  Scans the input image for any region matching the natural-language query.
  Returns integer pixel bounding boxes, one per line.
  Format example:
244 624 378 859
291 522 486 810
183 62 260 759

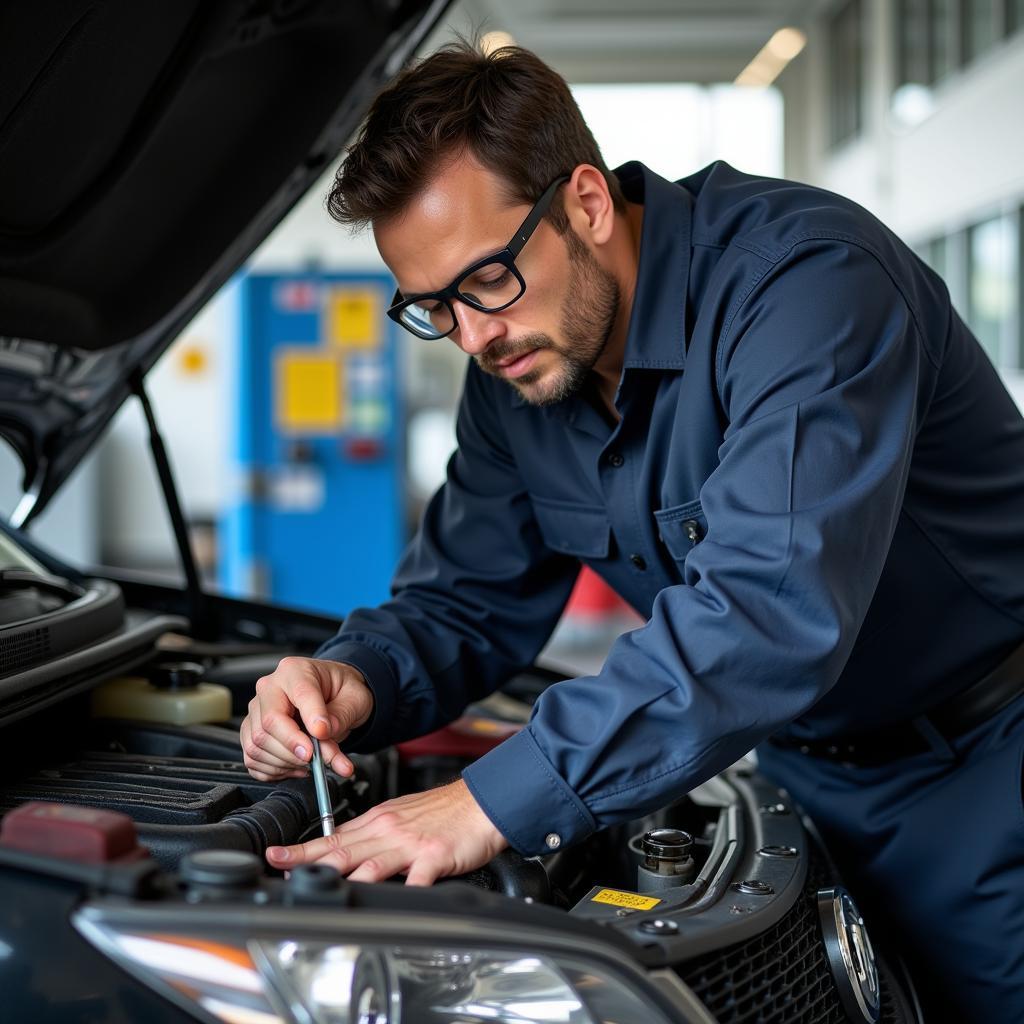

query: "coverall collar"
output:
616 160 692 372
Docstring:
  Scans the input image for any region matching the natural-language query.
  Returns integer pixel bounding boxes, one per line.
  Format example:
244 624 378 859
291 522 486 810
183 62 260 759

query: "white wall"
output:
890 35 1024 240
784 4 1024 241
780 1 1024 415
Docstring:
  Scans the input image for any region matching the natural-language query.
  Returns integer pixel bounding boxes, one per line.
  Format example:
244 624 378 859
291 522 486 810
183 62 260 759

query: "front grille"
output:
676 848 913 1024
677 876 846 1023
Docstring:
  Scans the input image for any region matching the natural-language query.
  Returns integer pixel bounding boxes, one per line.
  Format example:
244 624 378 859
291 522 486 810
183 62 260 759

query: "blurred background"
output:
6 0 1023 671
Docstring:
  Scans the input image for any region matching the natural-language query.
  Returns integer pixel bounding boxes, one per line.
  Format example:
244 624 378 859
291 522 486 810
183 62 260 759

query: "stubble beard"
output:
476 230 621 407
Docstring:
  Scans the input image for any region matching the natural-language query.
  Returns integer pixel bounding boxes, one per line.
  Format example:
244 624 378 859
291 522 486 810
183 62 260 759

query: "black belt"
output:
769 638 1024 766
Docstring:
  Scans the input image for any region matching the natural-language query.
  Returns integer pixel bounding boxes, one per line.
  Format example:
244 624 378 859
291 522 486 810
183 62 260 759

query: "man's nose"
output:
450 301 505 356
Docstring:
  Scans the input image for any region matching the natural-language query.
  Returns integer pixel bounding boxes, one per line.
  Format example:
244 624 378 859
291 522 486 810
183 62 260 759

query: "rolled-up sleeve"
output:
315 360 580 752
464 240 934 855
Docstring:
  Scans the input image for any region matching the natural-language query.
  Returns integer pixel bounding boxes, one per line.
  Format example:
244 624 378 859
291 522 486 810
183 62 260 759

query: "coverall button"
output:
608 452 625 467
683 519 704 543
630 553 647 571
545 833 561 850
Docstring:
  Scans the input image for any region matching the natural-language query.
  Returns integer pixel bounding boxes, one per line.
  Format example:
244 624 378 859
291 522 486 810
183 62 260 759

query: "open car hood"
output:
0 0 448 523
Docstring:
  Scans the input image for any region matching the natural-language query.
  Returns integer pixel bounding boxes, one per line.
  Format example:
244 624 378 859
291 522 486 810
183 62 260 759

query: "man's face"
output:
375 157 619 406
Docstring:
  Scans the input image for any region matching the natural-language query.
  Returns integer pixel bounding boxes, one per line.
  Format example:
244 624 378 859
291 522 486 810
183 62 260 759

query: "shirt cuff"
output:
462 726 597 857
313 640 399 753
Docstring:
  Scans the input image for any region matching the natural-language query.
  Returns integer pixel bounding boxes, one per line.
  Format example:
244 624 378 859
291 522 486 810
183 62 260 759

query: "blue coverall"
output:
319 161 1024 1018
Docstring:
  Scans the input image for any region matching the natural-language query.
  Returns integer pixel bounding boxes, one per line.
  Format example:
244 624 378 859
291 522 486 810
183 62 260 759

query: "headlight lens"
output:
75 924 681 1024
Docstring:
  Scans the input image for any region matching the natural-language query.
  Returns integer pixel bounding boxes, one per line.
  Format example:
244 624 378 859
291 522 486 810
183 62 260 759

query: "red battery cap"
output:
0 802 147 863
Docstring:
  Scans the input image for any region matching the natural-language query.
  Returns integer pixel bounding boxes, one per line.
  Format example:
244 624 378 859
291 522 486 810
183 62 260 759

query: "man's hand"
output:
266 779 508 886
240 657 373 781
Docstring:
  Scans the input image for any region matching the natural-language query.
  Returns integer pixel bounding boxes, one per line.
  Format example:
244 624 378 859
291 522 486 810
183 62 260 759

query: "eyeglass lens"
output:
400 260 525 338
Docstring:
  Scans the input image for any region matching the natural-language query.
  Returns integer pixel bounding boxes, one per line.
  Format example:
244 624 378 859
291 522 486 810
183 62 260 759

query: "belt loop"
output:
911 715 956 762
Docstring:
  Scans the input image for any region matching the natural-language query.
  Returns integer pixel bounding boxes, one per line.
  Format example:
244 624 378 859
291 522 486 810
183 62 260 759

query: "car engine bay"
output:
0 568 922 1022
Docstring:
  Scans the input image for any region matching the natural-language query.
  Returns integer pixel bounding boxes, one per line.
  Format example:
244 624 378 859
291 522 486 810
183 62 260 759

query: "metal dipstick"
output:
310 737 335 837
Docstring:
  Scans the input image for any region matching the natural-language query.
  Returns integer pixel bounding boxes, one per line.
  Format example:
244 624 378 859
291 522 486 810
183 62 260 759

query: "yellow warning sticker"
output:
591 889 662 911
275 349 344 433
327 287 381 349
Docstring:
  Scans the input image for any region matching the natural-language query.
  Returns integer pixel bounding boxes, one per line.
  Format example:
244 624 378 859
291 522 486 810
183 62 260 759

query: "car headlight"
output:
74 923 684 1024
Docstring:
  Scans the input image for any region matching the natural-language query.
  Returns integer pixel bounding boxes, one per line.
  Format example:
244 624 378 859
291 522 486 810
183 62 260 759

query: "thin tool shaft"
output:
310 737 335 837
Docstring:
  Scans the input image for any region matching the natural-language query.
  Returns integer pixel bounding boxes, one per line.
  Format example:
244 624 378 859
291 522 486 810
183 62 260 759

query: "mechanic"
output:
240 42 1024 1018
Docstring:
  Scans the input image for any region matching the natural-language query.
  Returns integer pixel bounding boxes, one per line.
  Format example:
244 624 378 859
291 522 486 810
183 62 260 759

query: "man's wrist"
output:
462 727 597 857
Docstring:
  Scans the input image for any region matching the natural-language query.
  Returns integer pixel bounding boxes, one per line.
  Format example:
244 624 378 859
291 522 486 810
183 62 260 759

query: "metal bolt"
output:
733 879 774 895
639 918 679 936
759 845 798 858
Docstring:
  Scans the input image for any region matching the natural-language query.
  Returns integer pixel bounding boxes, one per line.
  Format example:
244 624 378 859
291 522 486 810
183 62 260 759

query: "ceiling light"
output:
767 27 807 61
735 26 807 87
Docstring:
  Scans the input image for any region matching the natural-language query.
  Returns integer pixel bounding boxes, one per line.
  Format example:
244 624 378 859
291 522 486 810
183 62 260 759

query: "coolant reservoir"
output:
91 661 231 725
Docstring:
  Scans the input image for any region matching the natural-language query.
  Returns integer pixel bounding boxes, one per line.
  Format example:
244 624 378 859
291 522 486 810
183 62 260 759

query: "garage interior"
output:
1 2 1023 1022
3 0 1020 668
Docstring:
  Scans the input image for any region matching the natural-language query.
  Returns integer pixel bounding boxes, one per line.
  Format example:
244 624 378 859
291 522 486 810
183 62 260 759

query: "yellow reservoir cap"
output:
91 676 232 726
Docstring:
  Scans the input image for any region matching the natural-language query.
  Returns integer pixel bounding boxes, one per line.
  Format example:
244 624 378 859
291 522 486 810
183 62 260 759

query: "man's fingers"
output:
263 782 504 886
244 714 306 768
241 719 305 780
266 833 392 877
346 847 410 884
316 738 355 777
325 685 371 738
253 679 315 759
266 832 341 869
405 856 444 887
282 666 333 740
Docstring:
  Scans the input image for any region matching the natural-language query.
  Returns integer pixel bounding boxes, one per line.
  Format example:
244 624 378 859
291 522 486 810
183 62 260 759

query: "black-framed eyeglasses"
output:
386 174 571 340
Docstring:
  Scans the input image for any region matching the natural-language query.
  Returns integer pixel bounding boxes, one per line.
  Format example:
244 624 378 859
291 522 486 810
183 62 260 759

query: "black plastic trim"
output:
0 576 124 678
0 610 187 726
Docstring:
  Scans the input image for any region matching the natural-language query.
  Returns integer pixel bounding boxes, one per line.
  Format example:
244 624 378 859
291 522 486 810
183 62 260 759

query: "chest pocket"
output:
654 499 707 560
531 497 612 559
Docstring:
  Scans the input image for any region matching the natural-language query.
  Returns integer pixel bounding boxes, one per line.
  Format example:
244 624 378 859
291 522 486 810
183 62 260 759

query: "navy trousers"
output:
757 694 1024 1022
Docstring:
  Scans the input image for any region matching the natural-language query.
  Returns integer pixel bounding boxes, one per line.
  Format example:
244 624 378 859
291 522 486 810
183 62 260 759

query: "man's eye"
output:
478 271 510 289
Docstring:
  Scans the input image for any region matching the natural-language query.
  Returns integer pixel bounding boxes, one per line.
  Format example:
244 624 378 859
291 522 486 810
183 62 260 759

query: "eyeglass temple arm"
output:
507 175 571 259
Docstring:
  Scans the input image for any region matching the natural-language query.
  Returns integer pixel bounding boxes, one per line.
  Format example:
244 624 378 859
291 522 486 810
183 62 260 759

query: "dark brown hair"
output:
327 39 625 233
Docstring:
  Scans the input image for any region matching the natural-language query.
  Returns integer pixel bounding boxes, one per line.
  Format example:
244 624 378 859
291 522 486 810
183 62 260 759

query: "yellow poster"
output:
327 287 381 349
275 349 345 432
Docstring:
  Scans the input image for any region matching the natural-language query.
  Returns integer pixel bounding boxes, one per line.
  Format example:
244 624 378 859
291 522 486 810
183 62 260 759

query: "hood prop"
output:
130 372 206 630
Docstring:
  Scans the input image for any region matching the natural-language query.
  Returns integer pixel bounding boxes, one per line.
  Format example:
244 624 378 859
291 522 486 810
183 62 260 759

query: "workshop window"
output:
932 0 960 78
967 213 1019 368
963 0 999 62
828 0 864 149
895 0 1022 114
899 0 933 85
926 237 950 281
1010 0 1024 32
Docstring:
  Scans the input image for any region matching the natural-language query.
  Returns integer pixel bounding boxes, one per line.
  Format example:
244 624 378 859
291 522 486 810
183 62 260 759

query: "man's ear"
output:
565 164 615 246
